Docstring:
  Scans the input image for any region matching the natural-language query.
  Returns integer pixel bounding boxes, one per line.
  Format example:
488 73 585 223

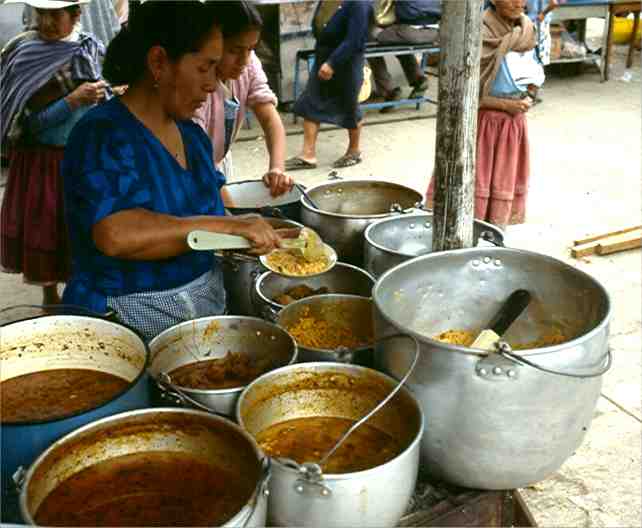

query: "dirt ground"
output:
1 29 640 528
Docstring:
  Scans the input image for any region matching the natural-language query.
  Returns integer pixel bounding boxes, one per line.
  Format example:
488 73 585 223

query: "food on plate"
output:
265 250 330 276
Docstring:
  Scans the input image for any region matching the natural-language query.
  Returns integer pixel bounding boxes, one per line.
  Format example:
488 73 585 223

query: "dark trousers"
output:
368 24 439 95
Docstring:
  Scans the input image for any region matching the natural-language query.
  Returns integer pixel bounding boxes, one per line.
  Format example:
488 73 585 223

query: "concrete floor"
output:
1 40 640 527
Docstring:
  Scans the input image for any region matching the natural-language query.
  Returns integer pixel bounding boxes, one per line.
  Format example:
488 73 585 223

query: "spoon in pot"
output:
294 182 321 210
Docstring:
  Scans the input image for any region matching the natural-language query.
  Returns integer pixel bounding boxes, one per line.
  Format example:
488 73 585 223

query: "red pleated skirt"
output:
426 109 530 227
1 146 71 285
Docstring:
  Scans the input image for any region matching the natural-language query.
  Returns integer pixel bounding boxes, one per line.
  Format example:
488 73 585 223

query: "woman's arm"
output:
479 95 532 115
92 209 281 260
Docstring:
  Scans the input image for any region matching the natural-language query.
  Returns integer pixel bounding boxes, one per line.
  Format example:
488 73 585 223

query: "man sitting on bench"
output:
369 0 441 110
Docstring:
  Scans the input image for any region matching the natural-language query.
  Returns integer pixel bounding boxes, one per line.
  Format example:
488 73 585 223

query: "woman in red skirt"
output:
1 0 107 304
427 0 540 228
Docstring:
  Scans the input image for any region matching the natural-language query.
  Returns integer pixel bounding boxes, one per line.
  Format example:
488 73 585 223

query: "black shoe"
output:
409 77 429 99
380 87 402 114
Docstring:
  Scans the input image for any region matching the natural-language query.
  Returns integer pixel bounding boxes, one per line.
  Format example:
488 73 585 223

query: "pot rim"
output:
300 179 424 220
0 314 149 427
19 407 268 526
373 247 612 357
224 178 303 208
276 294 374 354
236 361 425 480
254 263 376 313
364 213 504 258
147 315 298 395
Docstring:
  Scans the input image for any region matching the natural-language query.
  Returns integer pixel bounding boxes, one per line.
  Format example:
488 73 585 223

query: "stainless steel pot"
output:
221 217 302 316
372 247 612 490
277 294 373 365
253 263 375 322
148 316 297 416
236 362 423 528
364 212 505 277
18 408 269 527
300 179 423 266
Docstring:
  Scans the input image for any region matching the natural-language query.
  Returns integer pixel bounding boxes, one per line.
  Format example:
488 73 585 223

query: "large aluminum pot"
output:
148 316 297 416
222 217 302 316
372 247 612 489
225 179 305 222
300 179 423 266
1 315 150 492
18 408 269 527
277 294 373 365
364 212 504 277
254 263 375 322
237 362 423 527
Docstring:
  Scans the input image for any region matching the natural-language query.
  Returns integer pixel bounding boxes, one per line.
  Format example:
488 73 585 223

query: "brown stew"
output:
256 416 402 473
1 369 129 423
35 451 255 527
168 353 272 390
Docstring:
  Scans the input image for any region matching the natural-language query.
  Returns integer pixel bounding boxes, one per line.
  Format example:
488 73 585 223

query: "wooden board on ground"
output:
573 225 642 246
596 229 642 255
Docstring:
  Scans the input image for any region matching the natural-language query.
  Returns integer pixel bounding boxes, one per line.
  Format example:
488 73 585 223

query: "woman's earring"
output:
153 77 159 89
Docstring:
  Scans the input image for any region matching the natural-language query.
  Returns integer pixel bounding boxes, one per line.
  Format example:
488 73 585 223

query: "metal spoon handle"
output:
318 335 419 468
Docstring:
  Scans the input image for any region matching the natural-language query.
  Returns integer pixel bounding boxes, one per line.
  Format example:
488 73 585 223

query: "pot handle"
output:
479 230 505 248
241 457 271 528
156 372 225 415
12 466 26 492
259 205 287 219
0 304 117 324
497 342 613 378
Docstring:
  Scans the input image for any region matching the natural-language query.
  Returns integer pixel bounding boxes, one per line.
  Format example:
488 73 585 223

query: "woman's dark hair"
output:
217 1 263 39
103 1 222 85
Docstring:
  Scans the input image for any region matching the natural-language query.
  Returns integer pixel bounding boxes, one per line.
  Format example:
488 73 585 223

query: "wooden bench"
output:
292 43 440 123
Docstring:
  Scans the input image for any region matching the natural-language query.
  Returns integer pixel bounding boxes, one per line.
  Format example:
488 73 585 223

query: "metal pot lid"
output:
225 179 303 208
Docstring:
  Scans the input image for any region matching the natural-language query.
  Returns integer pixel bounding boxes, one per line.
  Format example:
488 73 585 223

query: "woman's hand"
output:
318 62 335 81
263 169 294 197
227 214 282 255
504 98 532 115
66 81 108 109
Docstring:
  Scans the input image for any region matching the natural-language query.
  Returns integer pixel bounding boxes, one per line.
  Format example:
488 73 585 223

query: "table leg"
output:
603 8 615 81
627 12 640 69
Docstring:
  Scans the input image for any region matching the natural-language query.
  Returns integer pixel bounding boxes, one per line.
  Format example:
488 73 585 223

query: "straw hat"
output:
4 0 90 9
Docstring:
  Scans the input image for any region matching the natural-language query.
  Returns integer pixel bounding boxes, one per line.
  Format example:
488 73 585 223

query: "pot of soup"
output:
300 179 423 267
254 263 375 322
364 212 504 277
372 247 612 489
221 217 302 316
148 316 298 416
1 314 150 493
237 362 423 527
18 408 269 527
277 294 374 365
225 179 304 222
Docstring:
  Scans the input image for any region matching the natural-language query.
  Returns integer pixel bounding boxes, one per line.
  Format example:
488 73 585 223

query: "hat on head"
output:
4 0 90 9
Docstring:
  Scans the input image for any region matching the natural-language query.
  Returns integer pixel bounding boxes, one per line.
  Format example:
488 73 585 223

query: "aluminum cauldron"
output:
221 217 302 316
372 247 612 489
300 179 423 267
18 408 268 527
1 315 150 493
364 212 504 277
237 362 423 527
253 263 375 322
148 316 297 416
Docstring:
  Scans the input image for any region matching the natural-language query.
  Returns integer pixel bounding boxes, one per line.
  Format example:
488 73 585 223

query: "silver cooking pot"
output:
300 179 423 267
18 408 269 527
236 362 423 527
148 316 297 416
277 294 373 365
253 263 375 322
221 217 302 316
364 212 504 277
372 247 612 489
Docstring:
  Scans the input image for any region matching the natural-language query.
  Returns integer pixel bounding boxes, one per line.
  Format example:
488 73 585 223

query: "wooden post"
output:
432 0 483 252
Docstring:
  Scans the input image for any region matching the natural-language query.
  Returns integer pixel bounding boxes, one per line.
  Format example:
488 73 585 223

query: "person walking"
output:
1 0 108 304
285 0 372 170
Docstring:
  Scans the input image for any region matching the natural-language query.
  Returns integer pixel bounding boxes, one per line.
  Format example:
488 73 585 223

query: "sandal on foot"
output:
332 152 362 168
285 156 317 171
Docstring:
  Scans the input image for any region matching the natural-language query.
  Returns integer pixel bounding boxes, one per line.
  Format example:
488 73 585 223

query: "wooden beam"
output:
431 0 482 252
573 225 642 246
596 229 642 255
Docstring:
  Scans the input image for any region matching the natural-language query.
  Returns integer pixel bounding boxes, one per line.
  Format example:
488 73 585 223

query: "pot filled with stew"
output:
253 263 374 322
148 316 297 416
18 408 269 527
237 362 423 527
1 314 149 493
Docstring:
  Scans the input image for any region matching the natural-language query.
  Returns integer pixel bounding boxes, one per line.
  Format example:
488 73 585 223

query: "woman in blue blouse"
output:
62 1 285 341
286 0 372 170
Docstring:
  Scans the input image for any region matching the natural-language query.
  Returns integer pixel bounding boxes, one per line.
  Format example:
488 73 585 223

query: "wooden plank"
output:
513 490 538 527
571 241 600 258
573 225 642 246
596 230 642 255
